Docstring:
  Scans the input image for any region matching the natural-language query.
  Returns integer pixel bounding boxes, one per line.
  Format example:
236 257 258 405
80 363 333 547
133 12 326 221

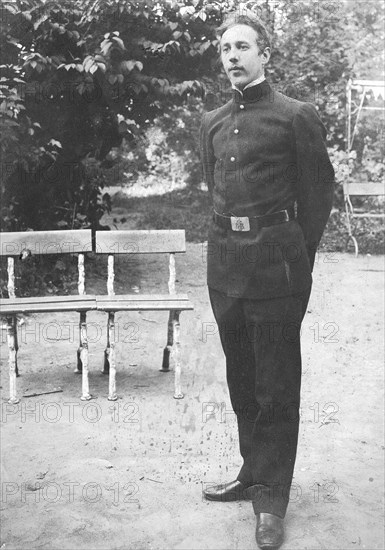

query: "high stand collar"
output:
233 80 272 103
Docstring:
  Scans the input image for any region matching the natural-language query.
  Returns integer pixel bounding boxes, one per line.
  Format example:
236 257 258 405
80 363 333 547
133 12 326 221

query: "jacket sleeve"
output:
199 112 216 197
293 103 335 271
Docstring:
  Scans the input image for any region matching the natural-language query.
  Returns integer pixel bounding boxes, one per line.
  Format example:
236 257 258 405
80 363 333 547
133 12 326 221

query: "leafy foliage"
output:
0 0 219 230
1 0 384 232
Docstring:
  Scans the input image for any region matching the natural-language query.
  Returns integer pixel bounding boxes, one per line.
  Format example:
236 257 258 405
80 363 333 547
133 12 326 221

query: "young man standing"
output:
200 12 334 550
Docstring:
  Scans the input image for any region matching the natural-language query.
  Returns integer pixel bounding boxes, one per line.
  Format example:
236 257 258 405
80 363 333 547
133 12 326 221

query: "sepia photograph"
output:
1 1 384 549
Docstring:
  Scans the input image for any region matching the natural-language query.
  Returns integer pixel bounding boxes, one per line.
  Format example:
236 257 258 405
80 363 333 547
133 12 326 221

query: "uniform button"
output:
230 156 236 162
234 129 239 134
239 104 245 109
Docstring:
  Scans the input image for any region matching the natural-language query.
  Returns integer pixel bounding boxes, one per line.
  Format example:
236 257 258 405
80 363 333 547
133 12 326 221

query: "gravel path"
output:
1 247 384 550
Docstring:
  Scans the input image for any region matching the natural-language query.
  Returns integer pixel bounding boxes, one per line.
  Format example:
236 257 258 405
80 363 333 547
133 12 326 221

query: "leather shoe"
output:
255 513 284 549
203 480 249 502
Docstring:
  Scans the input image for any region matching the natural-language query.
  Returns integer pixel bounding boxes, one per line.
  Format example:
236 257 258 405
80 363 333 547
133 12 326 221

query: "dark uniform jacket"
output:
200 79 334 299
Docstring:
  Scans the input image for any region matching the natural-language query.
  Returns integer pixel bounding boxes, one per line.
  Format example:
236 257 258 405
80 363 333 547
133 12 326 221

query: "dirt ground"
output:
1 242 384 550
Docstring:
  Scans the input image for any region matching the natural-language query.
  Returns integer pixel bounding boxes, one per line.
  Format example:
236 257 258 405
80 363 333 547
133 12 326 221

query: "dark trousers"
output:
208 286 311 518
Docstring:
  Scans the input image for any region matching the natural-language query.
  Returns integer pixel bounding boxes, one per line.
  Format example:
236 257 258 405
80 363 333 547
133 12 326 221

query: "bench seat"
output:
343 181 385 255
0 295 97 314
95 294 193 312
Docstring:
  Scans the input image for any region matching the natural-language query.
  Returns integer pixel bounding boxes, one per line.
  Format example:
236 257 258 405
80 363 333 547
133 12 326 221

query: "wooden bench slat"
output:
0 303 97 314
0 296 97 314
96 293 190 302
96 302 194 311
1 295 96 305
0 230 93 256
96 293 193 311
95 230 186 254
353 213 385 218
0 304 96 314
343 182 385 196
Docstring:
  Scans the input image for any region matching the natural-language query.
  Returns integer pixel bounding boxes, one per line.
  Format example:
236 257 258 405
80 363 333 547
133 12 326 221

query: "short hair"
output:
217 11 271 52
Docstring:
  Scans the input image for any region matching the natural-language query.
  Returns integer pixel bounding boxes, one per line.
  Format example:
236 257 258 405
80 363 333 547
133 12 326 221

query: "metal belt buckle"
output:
230 216 250 231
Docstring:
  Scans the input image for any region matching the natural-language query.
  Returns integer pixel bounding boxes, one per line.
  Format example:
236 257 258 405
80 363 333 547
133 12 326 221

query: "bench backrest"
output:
1 229 187 299
343 182 385 196
0 230 93 256
95 230 186 254
94 230 187 296
0 230 93 298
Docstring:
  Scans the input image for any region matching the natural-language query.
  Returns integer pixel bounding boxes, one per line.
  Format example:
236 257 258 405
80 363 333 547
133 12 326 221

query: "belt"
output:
213 207 295 232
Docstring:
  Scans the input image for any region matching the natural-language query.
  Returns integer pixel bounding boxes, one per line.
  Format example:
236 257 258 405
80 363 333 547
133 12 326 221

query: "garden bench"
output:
0 229 194 404
345 79 385 256
94 229 194 401
343 182 385 256
0 230 95 404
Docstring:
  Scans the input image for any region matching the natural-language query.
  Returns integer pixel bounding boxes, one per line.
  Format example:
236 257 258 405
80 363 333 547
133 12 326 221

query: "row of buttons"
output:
229 106 243 162
230 125 241 161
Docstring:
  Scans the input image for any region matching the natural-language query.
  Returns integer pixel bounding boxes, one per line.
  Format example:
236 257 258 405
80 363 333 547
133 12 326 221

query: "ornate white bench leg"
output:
13 317 19 377
7 316 19 404
171 311 184 399
75 350 82 373
102 312 113 374
161 310 174 372
347 234 359 257
79 312 91 401
75 313 83 373
107 312 117 401
345 196 359 256
76 253 86 373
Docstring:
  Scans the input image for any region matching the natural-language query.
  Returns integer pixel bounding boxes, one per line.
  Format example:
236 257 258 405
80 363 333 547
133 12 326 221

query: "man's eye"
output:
241 45 249 50
222 47 229 53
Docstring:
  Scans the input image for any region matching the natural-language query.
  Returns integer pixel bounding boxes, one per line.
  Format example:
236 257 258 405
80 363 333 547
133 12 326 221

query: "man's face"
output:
220 24 270 90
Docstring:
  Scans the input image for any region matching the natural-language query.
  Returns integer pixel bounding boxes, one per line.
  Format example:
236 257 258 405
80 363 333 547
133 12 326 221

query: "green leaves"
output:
48 139 62 148
120 60 143 73
23 52 48 73
100 32 126 55
58 61 84 72
4 0 382 234
83 55 106 74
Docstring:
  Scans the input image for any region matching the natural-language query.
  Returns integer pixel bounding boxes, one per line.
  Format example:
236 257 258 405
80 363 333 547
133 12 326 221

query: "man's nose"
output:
229 49 239 63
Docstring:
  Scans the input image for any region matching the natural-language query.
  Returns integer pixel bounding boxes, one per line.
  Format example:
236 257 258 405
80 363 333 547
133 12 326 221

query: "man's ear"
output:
261 47 271 65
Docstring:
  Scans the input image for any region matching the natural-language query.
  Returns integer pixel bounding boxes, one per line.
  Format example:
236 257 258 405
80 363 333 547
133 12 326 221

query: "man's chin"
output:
230 78 247 90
